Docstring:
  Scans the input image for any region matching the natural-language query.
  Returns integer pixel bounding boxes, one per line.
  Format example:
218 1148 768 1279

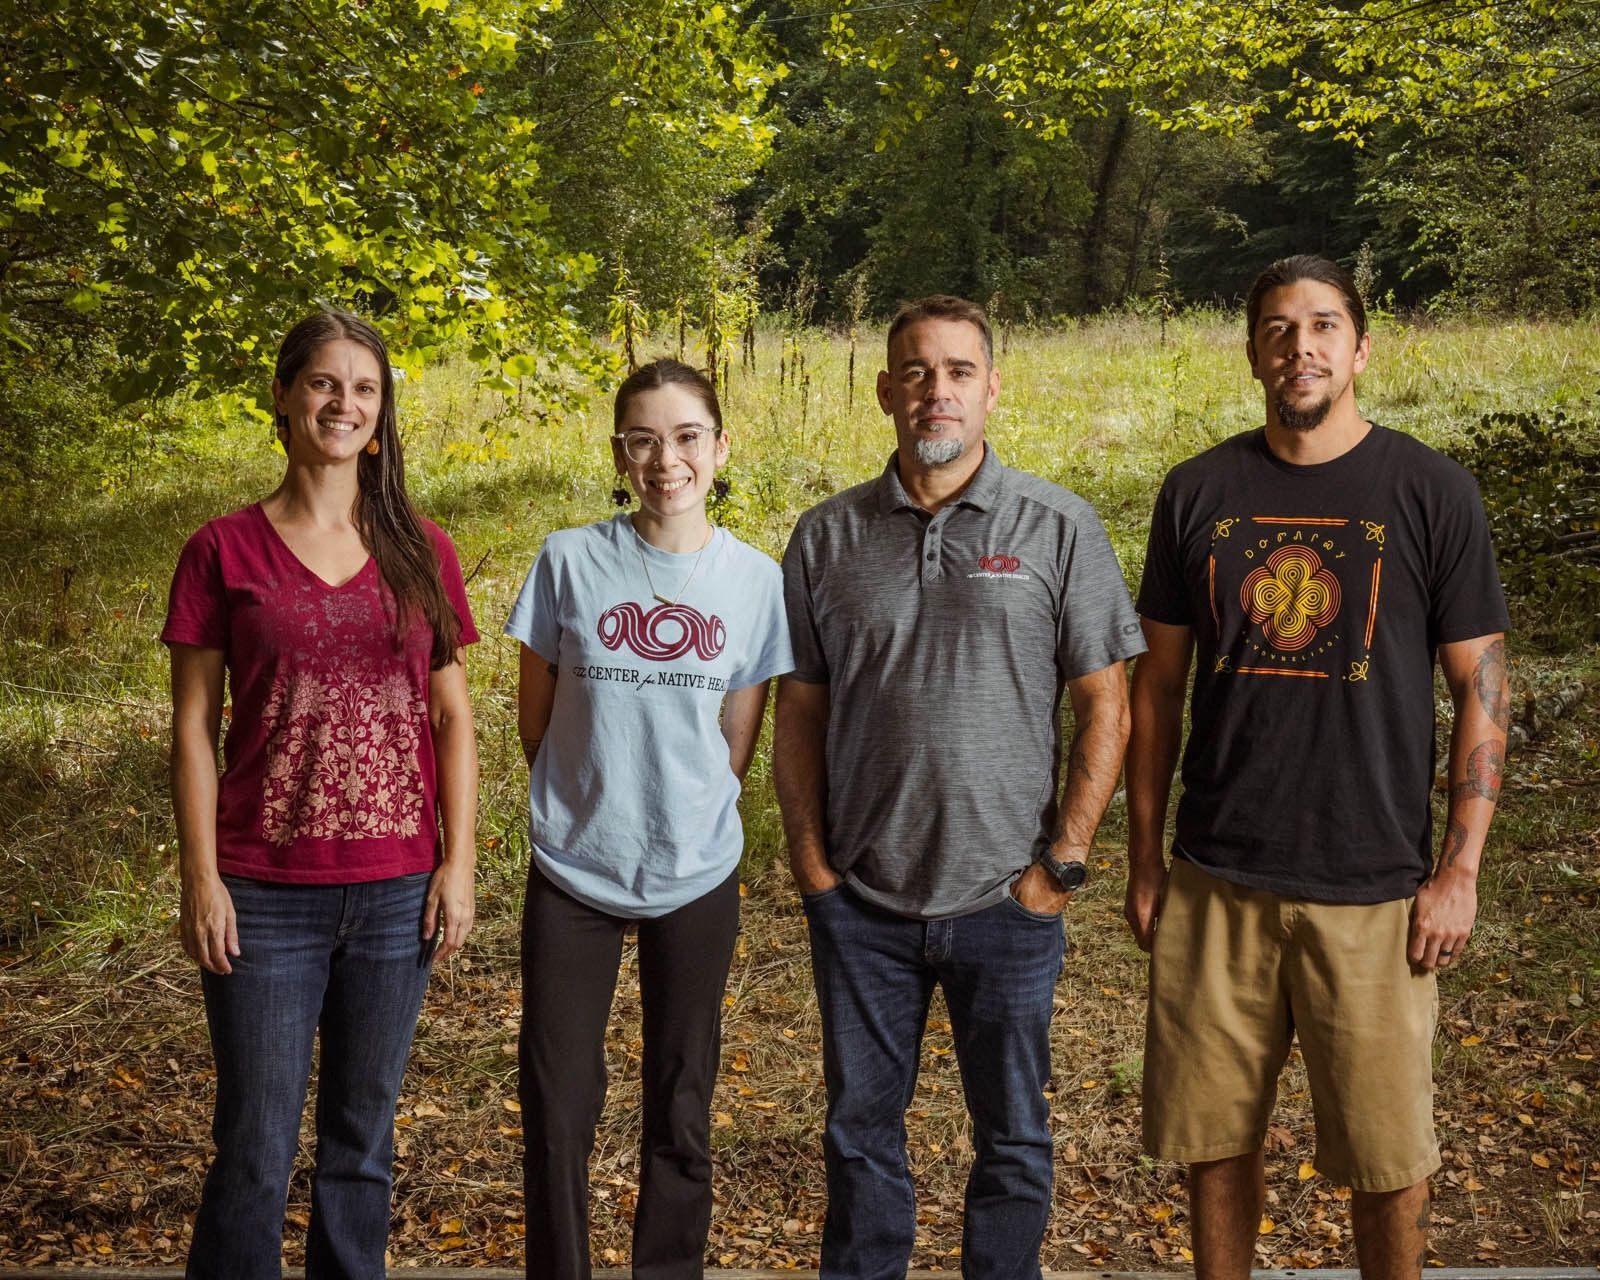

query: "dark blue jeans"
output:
186 872 434 1280
804 884 1065 1280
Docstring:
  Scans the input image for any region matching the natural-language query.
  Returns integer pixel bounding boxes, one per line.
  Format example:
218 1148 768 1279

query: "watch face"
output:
1057 860 1087 889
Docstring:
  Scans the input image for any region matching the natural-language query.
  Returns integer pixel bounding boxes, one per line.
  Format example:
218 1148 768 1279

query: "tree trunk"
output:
1081 111 1130 312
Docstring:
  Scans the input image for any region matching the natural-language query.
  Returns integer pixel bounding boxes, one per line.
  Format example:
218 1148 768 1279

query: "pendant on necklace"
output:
634 522 713 608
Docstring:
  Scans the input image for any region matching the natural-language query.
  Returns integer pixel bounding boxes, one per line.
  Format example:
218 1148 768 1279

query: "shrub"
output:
1451 409 1600 647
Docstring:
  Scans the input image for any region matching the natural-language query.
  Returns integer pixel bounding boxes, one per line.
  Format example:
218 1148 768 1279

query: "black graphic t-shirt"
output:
1137 425 1509 903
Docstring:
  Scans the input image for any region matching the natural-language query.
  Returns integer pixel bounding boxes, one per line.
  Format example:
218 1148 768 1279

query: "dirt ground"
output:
3 704 1597 1271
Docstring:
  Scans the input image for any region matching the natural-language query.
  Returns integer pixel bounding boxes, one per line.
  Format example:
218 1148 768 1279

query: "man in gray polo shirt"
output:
776 294 1145 1279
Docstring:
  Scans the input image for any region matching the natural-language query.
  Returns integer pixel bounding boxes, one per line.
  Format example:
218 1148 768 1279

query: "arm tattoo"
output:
1454 739 1504 804
1472 638 1510 732
1070 745 1094 783
1439 817 1469 869
520 737 543 768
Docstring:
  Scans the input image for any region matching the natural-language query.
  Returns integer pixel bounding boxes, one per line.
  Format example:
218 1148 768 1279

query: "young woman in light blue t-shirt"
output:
505 359 792 1280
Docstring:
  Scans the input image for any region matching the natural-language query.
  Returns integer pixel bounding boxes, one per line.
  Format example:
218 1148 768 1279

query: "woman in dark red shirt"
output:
162 312 479 1279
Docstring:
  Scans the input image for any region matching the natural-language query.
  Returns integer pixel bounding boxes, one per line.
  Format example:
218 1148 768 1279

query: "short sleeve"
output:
1427 471 1510 646
428 524 480 646
161 524 227 650
1135 476 1194 627
504 544 562 661
1057 506 1146 679
781 523 829 684
728 557 795 689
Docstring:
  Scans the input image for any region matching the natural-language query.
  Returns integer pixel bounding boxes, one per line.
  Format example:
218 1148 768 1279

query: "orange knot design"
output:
1240 546 1342 651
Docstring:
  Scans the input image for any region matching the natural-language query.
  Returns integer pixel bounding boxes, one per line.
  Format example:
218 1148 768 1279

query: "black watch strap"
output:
1039 851 1087 891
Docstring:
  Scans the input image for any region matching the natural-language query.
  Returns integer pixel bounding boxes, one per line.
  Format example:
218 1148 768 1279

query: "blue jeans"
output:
804 884 1065 1280
186 872 434 1280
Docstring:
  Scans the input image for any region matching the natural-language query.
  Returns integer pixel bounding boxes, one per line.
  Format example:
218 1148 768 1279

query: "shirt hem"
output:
840 872 1015 921
530 843 741 920
215 852 437 885
1172 843 1424 906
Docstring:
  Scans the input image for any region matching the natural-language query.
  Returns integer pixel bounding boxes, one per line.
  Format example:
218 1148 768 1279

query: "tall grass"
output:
2 310 1598 965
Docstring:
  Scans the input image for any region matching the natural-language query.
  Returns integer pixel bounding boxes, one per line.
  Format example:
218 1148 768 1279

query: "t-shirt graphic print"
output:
1206 511 1387 685
259 649 426 847
596 600 727 665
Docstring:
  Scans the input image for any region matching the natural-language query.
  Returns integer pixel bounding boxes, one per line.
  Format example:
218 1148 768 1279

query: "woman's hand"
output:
181 874 239 975
424 857 476 963
427 651 479 964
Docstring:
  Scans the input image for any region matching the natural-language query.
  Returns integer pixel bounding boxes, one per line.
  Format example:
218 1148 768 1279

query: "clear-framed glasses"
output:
612 426 718 465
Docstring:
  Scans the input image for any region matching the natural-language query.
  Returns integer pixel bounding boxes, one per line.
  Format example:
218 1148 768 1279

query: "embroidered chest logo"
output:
968 553 1031 581
598 601 726 662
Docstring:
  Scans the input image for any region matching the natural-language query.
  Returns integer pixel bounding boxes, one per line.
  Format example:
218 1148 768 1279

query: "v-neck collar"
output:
252 503 375 591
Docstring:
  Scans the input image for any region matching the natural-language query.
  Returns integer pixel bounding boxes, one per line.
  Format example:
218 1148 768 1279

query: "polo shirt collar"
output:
873 443 1006 515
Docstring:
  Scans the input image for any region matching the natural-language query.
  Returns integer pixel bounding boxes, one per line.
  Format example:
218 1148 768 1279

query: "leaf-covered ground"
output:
3 675 1595 1271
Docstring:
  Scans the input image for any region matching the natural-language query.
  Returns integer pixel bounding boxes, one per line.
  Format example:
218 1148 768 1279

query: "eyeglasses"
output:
612 426 719 465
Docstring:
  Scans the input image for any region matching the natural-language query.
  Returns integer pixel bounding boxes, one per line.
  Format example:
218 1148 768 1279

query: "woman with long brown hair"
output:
163 311 479 1278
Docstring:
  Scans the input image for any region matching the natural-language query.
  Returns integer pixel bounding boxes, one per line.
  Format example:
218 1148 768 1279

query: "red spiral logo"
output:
979 554 1021 573
597 601 727 661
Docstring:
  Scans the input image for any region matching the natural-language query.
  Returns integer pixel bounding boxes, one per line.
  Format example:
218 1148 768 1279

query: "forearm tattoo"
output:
1473 638 1511 732
1439 816 1469 869
1455 739 1504 804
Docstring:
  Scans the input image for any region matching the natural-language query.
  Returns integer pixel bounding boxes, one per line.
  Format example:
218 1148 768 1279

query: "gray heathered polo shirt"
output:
782 445 1146 920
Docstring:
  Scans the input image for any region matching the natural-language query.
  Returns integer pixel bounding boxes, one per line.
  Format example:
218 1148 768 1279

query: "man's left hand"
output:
1011 863 1072 916
1409 868 1476 971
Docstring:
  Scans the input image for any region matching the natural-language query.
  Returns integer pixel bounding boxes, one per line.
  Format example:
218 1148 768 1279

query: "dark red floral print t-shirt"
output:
162 504 478 884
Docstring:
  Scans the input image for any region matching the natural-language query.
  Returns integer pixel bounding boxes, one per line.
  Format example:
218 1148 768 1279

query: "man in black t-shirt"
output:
1127 254 1509 1277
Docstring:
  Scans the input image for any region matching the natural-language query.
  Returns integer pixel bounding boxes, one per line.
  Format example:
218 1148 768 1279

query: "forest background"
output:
2 0 1598 1270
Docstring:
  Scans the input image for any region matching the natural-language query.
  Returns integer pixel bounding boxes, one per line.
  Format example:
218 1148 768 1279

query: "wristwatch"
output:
1038 850 1088 892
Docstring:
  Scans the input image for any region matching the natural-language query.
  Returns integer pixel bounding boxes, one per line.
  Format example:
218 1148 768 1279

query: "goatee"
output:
1275 395 1333 431
914 437 966 465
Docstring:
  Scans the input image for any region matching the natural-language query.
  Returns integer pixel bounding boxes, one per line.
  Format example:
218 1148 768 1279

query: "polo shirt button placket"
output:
924 516 943 581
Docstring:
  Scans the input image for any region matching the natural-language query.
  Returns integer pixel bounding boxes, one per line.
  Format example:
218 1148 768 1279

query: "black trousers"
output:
519 866 741 1280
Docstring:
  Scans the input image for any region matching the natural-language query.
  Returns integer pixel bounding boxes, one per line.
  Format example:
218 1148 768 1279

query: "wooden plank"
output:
1 1270 1595 1279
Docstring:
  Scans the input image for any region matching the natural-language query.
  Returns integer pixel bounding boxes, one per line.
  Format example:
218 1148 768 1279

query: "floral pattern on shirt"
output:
259 664 426 846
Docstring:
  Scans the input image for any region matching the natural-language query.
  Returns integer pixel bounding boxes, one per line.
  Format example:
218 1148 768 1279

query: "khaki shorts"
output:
1142 858 1440 1192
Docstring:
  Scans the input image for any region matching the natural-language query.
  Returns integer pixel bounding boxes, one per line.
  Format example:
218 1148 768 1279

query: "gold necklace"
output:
633 524 714 605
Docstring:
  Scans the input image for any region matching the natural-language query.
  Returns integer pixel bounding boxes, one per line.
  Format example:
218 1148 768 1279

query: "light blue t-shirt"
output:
504 514 793 918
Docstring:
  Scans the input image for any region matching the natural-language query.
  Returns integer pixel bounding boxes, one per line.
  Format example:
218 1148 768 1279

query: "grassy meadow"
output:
2 312 1598 1269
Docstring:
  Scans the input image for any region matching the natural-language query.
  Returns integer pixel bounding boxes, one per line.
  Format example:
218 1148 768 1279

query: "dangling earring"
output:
612 483 633 507
712 477 731 500
365 437 381 456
